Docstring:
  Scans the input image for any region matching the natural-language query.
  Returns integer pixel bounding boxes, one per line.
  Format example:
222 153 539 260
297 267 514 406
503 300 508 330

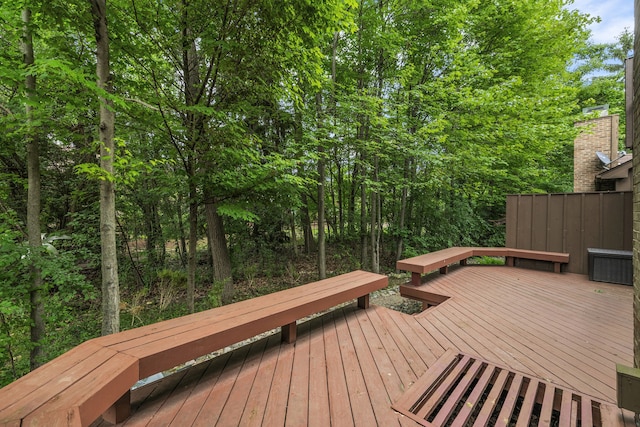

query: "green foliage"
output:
0 211 95 385
573 29 632 146
473 256 505 266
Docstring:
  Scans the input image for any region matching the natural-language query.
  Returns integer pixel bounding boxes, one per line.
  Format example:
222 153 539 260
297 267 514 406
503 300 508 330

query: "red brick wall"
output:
574 115 619 192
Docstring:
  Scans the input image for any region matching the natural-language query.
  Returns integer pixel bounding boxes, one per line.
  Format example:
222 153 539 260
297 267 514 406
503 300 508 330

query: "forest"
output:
0 0 632 386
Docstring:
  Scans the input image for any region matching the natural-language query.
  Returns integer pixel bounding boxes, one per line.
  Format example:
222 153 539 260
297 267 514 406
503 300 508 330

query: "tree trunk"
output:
301 194 314 254
205 201 233 304
176 192 187 267
370 155 380 273
318 157 326 279
316 93 326 279
90 0 119 335
22 7 44 369
360 153 367 269
290 210 298 257
187 175 197 313
395 157 410 265
181 1 203 313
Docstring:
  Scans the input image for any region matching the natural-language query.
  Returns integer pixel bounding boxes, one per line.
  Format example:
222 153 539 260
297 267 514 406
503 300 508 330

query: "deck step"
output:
392 349 626 426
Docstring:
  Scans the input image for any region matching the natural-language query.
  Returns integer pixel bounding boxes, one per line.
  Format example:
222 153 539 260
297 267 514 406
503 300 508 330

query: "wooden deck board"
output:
106 267 632 426
307 316 331 427
189 341 254 426
334 309 378 427
322 311 354 427
284 318 311 427
344 308 406 427
158 351 233 426
237 333 283 427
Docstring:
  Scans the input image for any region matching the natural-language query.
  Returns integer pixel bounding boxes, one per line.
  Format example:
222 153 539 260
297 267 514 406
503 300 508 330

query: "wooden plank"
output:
559 390 573 427
471 369 510 427
391 349 458 413
599 403 628 427
414 355 472 420
284 316 311 427
514 379 540 427
0 341 105 422
580 396 593 426
120 367 192 427
261 330 296 427
307 316 330 427
162 352 233 427
396 247 473 274
471 247 510 257
238 334 282 427
537 384 556 427
356 310 417 394
190 340 253 427
131 353 213 426
450 364 496 426
369 308 428 379
495 374 523 427
345 308 404 427
323 310 355 427
6 347 137 427
377 308 443 368
214 336 270 426
430 359 484 426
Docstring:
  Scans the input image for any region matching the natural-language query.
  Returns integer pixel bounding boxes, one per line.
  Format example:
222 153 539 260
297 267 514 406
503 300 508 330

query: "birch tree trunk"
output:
90 0 119 335
22 7 44 369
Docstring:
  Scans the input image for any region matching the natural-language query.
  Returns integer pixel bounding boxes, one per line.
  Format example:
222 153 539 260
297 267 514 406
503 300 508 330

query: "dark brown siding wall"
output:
506 192 632 274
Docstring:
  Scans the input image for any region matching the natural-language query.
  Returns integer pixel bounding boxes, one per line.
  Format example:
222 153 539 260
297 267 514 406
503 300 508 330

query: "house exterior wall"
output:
574 115 619 192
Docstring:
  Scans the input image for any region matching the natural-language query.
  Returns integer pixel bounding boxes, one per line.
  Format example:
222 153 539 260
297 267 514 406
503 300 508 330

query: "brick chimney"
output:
574 114 619 192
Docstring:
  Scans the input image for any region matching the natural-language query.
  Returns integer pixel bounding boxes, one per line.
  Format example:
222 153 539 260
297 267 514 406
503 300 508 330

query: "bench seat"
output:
397 247 569 285
0 270 387 427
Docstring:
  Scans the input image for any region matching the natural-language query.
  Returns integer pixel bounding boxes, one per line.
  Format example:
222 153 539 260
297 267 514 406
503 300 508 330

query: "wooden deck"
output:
97 266 635 426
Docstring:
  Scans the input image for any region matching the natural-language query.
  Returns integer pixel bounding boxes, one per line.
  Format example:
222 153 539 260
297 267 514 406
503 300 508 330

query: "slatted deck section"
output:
98 266 635 426
392 349 623 426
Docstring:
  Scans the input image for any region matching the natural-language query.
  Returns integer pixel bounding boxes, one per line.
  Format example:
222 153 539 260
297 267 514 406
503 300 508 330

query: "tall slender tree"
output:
90 0 119 335
21 6 44 369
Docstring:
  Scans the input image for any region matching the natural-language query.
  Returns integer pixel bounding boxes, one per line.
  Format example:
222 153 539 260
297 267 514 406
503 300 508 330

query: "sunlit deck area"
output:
95 265 635 426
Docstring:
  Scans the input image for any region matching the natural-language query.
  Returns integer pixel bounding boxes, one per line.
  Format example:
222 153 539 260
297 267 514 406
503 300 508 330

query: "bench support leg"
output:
357 294 369 309
439 266 449 274
506 256 515 267
411 272 422 286
553 262 561 274
281 322 297 344
460 258 468 266
102 389 131 424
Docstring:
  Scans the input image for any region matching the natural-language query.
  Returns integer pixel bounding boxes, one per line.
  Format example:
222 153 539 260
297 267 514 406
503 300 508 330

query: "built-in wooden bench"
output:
397 247 570 285
0 270 387 427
